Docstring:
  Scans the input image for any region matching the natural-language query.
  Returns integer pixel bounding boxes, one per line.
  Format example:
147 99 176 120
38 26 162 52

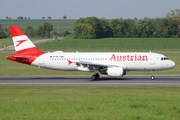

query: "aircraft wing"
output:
76 61 108 67
73 60 119 73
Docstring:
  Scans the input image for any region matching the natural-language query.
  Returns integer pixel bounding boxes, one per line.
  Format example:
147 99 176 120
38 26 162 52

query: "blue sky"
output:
0 0 180 19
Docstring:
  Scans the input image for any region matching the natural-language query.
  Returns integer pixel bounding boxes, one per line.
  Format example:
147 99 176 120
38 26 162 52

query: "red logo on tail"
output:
16 39 28 47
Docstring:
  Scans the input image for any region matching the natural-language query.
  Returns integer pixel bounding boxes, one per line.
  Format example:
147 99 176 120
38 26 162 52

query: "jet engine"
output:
107 67 125 77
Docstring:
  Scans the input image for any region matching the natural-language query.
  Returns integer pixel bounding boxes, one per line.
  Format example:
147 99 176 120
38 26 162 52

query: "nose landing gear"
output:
150 70 155 80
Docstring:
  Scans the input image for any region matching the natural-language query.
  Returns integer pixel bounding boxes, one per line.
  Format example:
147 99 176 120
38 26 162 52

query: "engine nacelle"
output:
107 67 125 77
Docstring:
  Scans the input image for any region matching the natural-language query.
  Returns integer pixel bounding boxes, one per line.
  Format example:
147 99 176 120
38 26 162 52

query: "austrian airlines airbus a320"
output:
7 26 176 80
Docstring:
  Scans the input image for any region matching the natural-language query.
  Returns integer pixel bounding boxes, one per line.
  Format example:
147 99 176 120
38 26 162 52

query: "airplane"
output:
7 26 176 80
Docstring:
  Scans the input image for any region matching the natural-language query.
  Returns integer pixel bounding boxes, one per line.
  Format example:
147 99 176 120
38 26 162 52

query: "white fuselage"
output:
31 52 175 72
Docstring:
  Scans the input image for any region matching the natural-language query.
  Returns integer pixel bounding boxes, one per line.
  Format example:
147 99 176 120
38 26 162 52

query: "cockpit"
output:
161 57 169 60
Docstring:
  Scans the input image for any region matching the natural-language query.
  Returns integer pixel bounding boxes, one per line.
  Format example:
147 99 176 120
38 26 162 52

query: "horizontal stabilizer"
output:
7 56 29 59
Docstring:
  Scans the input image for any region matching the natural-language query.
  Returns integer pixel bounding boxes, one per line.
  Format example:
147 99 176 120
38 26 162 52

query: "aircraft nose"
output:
169 60 176 69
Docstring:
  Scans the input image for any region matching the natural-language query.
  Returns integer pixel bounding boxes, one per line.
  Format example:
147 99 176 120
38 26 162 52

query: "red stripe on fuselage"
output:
7 47 45 65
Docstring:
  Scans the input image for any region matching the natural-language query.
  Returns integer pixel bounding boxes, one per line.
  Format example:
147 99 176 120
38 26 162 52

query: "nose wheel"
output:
150 70 155 80
150 76 155 80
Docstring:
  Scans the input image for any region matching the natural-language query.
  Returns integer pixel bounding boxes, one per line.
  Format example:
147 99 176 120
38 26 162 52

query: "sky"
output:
0 0 180 19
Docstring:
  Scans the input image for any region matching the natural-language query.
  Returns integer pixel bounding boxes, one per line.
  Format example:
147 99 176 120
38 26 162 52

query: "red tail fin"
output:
7 26 45 65
9 26 43 54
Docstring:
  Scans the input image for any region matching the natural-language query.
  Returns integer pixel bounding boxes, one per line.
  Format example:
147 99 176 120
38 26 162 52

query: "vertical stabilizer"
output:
9 26 42 54
7 26 45 65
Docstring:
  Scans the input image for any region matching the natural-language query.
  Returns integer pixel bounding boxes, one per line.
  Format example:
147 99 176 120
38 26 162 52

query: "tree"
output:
73 23 96 39
51 31 58 40
17 16 23 20
62 30 70 36
172 16 180 37
99 19 112 38
172 16 180 26
42 16 45 19
109 19 135 37
73 17 111 39
144 17 149 20
63 15 67 19
0 31 6 38
164 18 178 37
35 22 53 38
135 20 154 37
51 31 58 36
48 16 51 19
152 18 166 37
166 9 180 18
25 25 34 38
6 16 9 19
0 22 6 38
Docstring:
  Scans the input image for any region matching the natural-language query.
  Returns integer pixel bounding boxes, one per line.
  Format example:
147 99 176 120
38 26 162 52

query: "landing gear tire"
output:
151 76 155 80
150 70 155 80
91 74 100 80
91 75 96 80
95 74 100 79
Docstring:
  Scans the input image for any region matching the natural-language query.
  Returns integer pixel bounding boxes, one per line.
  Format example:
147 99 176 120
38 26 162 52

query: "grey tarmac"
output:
0 75 180 86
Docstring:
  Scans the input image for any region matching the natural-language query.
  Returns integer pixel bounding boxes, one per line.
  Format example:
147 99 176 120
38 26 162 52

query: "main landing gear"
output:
150 70 155 80
91 70 100 80
91 73 100 80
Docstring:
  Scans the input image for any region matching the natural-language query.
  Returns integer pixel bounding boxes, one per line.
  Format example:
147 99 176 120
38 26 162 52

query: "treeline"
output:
0 22 54 38
73 16 180 39
0 22 9 39
25 22 53 38
0 22 71 39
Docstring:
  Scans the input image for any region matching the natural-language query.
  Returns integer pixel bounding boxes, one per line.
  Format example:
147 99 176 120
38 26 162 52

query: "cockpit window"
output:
161 57 169 60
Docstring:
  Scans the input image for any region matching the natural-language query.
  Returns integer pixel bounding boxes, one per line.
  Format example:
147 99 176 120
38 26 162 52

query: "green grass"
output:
0 86 180 120
0 38 13 45
0 52 179 76
2 37 180 52
39 37 180 46
36 38 180 52
0 37 50 47
0 19 75 32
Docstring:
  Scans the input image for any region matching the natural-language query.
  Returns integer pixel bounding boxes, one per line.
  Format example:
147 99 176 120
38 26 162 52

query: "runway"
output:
0 75 180 86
